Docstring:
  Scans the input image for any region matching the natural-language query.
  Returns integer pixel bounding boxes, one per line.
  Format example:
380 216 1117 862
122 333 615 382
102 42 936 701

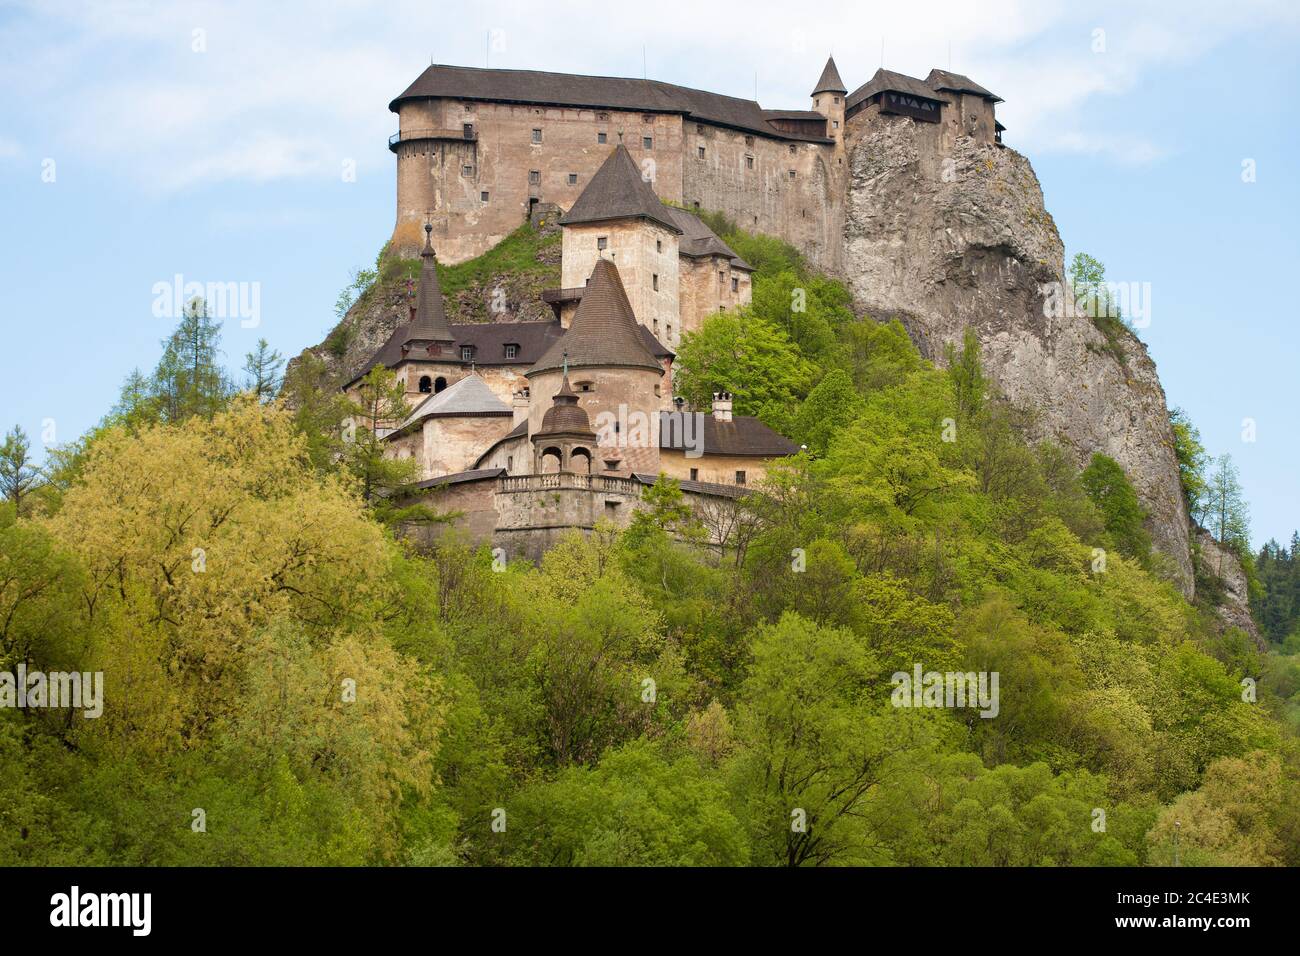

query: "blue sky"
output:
2 0 1297 546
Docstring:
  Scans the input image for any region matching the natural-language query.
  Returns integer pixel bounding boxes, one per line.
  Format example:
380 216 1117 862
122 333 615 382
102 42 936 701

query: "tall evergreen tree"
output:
1206 453 1250 554
153 297 230 422
242 338 285 402
0 426 39 516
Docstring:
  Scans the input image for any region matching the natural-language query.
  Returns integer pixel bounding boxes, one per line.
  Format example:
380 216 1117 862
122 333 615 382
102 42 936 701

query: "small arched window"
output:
434 377 448 393
418 375 432 393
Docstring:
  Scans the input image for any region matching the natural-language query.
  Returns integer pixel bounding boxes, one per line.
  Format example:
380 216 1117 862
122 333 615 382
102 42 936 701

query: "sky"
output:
1 0 1297 547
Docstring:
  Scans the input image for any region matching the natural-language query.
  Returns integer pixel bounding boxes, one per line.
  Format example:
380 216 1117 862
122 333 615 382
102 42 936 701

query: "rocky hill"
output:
841 119 1197 598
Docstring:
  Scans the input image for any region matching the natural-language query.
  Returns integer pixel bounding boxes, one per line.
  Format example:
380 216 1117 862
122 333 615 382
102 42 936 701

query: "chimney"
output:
711 391 733 423
512 387 531 427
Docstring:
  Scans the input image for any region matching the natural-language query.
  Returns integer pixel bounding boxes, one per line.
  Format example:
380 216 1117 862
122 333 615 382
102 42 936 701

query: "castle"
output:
387 58 1003 270
353 57 1002 556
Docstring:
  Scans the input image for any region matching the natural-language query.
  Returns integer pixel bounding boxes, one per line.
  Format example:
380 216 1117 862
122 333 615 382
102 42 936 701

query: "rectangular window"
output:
643 136 653 149
462 164 474 176
697 146 705 158
666 323 672 341
598 131 607 144
789 144 796 154
745 135 754 146
833 120 839 129
656 239 662 253
568 173 578 185
690 468 699 481
504 344 518 359
789 169 796 179
597 236 608 250
719 270 725 284
746 155 754 169
463 123 474 138
507 455 513 471
531 128 542 143
529 170 540 184
481 191 489 203
461 346 474 362
652 274 659 291
735 470 746 485
731 277 739 292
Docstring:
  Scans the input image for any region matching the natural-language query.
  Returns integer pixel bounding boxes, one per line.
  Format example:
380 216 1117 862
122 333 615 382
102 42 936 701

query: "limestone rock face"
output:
1194 528 1264 649
841 118 1194 595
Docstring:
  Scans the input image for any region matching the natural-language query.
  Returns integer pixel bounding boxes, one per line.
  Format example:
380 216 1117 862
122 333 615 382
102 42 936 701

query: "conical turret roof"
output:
535 367 597 438
404 224 454 346
812 56 847 96
528 258 663 376
558 145 680 234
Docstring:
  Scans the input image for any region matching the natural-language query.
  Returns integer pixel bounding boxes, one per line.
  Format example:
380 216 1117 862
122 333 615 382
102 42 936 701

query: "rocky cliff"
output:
840 119 1195 596
1194 528 1264 648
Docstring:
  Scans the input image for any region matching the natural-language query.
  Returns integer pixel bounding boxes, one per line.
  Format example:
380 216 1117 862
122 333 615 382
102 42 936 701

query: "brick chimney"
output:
711 391 733 423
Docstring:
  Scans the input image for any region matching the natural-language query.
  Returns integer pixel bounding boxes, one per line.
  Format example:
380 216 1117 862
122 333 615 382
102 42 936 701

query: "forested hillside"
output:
2 225 1298 867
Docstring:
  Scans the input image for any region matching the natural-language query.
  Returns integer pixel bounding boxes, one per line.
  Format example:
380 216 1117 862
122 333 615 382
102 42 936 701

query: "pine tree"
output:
0 426 39 516
153 298 230 422
242 338 285 402
1206 453 1250 555
342 366 424 521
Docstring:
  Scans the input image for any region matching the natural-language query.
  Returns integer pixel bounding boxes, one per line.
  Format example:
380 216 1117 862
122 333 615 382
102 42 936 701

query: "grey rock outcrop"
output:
841 118 1194 595
1194 528 1264 648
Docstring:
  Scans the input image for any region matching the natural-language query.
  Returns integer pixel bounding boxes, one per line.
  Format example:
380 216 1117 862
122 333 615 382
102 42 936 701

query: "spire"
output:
404 222 454 347
535 356 596 439
527 258 663 376
812 56 847 96
558 145 681 234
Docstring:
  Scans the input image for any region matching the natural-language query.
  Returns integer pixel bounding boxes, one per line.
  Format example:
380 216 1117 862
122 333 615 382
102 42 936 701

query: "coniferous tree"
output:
1206 453 1250 555
242 338 285 402
152 298 230 422
0 426 39 516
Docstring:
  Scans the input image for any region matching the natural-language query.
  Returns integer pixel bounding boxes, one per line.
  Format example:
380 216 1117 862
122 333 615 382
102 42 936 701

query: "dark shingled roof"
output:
658 411 799 457
412 468 505 490
632 473 749 498
392 64 834 144
345 319 566 388
812 56 847 96
405 227 454 345
559 145 680 233
528 258 664 376
660 205 752 269
846 69 947 111
925 69 1002 103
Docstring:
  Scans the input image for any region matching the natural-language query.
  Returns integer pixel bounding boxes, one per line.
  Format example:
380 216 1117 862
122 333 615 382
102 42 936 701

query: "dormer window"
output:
575 381 594 393
504 343 518 360
461 346 474 362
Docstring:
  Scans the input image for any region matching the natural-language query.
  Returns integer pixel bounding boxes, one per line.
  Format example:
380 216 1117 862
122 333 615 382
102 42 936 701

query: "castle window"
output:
696 124 703 134
833 96 840 104
643 136 653 149
719 270 725 284
789 144 796 154
435 377 447 393
463 123 474 138
814 98 819 108
833 120 839 129
529 170 540 185
531 128 542 143
735 470 746 485
698 146 705 159
568 173 578 185
642 114 654 123
507 455 513 471
745 135 754 146
656 239 662 253
789 169 796 179
597 112 609 121
598 131 607 144
655 383 662 396
481 191 490 203
745 155 754 169
597 236 608 250
689 468 698 481
504 344 518 359
652 273 659 291
462 164 474 176
461 346 474 362
666 323 672 341
576 381 594 392
418 375 432 393
731 277 739 292
693 200 700 210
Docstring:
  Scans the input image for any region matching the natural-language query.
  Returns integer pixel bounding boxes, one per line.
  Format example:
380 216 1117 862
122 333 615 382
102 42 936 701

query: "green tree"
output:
152 298 231 422
794 369 863 456
242 338 285 402
1169 407 1209 520
0 427 39 516
1080 453 1151 562
1206 453 1250 554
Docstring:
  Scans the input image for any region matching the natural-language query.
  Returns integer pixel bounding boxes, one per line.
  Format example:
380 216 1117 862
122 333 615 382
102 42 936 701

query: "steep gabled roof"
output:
661 206 752 270
528 258 663 375
559 145 681 233
391 64 834 144
344 319 566 388
925 69 1002 103
812 56 847 96
404 226 454 346
393 373 511 433
846 69 946 111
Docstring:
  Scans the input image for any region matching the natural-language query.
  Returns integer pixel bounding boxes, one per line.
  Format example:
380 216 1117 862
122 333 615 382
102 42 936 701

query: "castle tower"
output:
401 224 456 360
531 360 598 475
526 258 664 476
558 145 682 345
810 56 847 143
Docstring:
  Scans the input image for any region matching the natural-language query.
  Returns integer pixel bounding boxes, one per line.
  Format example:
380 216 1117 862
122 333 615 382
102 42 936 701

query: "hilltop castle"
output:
388 58 1003 270
351 57 1003 556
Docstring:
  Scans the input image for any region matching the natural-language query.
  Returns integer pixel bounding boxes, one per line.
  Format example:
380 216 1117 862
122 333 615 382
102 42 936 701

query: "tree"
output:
944 327 987 420
0 427 39 516
1080 453 1151 563
242 338 284 402
794 369 863 456
1206 454 1250 555
280 352 351 473
1169 406 1209 520
342 366 418 512
152 298 230 422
